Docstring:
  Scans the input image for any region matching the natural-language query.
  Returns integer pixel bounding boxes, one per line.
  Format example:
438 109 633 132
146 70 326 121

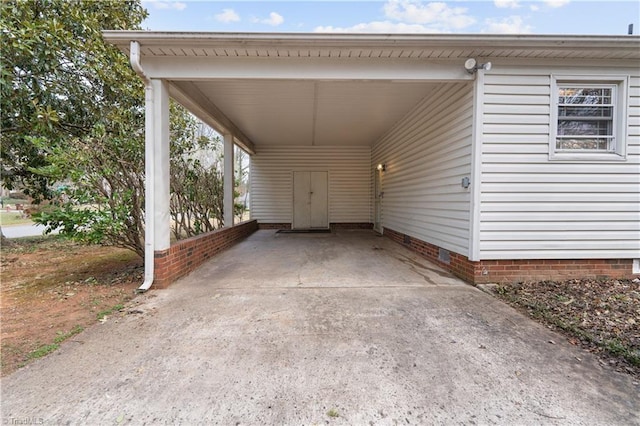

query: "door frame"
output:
373 167 383 234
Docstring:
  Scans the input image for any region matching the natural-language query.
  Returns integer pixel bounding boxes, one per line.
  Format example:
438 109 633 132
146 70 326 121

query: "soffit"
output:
178 80 439 147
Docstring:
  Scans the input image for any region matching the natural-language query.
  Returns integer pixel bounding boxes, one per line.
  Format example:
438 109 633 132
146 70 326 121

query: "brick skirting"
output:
153 220 258 288
384 227 637 284
330 222 374 230
257 223 292 230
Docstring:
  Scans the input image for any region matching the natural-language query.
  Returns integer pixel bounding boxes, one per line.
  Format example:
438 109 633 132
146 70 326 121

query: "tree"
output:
1 0 147 198
170 121 225 240
3 0 229 256
32 102 222 258
1 0 148 252
234 146 250 222
31 124 147 256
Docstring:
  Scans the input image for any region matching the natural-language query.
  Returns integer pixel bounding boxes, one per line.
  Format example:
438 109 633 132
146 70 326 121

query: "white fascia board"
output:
169 81 256 155
102 31 640 57
143 57 473 82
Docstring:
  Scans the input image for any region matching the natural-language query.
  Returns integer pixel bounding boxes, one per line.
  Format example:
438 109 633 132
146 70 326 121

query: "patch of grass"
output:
327 408 339 418
1 197 29 205
0 211 33 226
604 339 640 366
28 343 60 360
97 304 125 321
54 325 84 344
27 325 85 361
2 234 66 254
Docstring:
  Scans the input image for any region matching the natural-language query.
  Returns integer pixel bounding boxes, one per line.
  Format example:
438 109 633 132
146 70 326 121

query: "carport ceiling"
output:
174 80 438 147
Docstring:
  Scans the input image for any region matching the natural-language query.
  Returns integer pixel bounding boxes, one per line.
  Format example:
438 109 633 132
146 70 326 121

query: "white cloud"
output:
315 21 441 34
253 12 285 26
544 0 570 7
314 0 477 34
483 16 533 33
215 8 240 23
382 0 475 30
494 0 520 9
530 4 540 11
145 0 186 11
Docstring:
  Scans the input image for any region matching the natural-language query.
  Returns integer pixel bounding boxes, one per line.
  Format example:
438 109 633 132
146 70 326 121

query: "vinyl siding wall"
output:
372 82 474 256
250 146 371 224
479 63 640 259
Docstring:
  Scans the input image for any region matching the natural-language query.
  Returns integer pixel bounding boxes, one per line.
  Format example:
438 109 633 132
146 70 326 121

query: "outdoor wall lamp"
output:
377 163 386 172
464 58 492 74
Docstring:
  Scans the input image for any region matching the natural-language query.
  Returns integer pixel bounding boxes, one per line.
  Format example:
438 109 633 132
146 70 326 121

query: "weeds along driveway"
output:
2 230 638 425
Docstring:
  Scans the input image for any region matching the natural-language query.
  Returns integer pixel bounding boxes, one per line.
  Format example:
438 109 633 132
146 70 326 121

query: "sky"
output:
140 0 639 35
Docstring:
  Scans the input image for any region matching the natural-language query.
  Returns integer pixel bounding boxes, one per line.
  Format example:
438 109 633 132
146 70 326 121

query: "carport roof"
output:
103 32 640 151
105 32 640 60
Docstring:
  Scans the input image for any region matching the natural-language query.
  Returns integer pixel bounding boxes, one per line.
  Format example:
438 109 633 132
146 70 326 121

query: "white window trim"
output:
549 75 629 162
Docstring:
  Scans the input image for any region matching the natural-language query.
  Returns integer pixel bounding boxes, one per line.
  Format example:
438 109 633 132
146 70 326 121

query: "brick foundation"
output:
384 227 637 284
257 223 292 230
330 222 374 230
153 220 258 288
473 258 636 284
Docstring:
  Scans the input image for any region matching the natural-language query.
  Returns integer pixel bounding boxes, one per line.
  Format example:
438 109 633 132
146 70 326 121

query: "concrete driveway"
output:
2 223 57 238
2 230 638 425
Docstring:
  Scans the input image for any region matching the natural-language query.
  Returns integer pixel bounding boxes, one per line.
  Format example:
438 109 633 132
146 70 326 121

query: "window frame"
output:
549 75 629 162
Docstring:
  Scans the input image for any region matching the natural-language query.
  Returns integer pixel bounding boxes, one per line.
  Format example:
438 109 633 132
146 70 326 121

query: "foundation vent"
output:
403 234 411 244
438 248 451 264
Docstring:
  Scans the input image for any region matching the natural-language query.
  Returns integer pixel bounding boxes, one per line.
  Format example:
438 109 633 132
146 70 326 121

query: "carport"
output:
103 32 640 289
103 32 480 289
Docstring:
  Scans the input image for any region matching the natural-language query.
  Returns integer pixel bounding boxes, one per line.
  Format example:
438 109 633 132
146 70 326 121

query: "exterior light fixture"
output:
377 163 386 172
464 58 492 74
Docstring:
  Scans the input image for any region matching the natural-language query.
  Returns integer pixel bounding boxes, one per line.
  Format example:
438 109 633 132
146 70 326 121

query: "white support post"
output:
152 79 171 251
223 132 235 228
468 69 485 262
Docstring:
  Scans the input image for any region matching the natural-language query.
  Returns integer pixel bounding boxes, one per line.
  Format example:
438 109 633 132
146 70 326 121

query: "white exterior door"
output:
293 171 328 229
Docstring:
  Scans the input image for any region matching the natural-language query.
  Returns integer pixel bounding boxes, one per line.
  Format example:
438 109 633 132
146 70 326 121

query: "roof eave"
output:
102 31 640 61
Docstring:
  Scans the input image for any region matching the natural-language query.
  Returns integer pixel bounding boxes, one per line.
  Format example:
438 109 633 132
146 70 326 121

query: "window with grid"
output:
550 76 628 161
556 85 615 151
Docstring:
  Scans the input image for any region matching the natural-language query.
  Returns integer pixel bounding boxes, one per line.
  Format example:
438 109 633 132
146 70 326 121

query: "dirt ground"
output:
492 278 640 379
1 236 142 376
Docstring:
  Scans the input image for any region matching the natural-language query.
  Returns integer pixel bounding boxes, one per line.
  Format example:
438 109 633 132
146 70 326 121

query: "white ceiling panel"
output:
314 82 437 146
195 80 316 146
190 80 438 148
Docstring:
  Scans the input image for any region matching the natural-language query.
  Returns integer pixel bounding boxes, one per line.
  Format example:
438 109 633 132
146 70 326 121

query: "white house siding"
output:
372 82 474 256
250 146 371 224
480 64 640 259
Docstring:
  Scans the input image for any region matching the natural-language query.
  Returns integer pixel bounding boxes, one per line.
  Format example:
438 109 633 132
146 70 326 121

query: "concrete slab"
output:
2 230 638 425
2 223 58 238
